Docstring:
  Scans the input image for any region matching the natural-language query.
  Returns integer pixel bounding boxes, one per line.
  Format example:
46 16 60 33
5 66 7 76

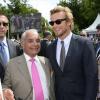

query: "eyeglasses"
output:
0 22 8 27
49 18 66 26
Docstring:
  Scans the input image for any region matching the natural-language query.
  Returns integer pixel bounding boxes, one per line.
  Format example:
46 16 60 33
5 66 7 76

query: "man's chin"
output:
0 35 5 40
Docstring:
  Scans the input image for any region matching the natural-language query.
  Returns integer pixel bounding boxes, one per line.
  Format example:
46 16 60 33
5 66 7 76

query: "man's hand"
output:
3 89 15 100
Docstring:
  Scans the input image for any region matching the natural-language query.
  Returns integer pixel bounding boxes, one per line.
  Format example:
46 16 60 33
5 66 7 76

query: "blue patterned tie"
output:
0 42 8 65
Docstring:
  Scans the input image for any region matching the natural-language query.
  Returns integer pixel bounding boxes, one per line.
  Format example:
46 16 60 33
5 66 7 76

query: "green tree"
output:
0 0 51 38
59 0 99 32
93 0 100 13
2 0 38 15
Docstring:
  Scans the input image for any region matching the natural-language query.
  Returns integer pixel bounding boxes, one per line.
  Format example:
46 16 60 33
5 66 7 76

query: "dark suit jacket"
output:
0 57 4 82
38 39 51 57
3 55 55 100
7 39 22 58
47 34 98 100
0 39 22 82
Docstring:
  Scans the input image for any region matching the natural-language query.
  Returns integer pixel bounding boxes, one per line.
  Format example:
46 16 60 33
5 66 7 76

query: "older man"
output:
2 29 55 100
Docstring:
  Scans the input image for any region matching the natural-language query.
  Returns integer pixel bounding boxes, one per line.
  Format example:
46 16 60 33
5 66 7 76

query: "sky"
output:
0 0 60 21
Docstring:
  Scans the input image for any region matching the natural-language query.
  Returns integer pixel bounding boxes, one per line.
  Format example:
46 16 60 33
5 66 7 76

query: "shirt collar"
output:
24 53 38 62
0 37 7 46
58 32 72 46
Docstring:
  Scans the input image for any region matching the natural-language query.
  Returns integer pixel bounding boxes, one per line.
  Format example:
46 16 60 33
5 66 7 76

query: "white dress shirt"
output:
24 53 49 100
56 32 72 66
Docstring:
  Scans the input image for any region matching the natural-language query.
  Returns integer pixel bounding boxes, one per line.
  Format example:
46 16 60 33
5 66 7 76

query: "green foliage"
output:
1 0 99 36
41 17 54 38
0 0 51 37
58 0 100 33
1 0 38 15
0 4 10 15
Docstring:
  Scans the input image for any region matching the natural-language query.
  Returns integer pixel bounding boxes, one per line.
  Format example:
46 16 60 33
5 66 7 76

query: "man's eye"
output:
36 39 40 43
27 39 40 43
27 40 33 43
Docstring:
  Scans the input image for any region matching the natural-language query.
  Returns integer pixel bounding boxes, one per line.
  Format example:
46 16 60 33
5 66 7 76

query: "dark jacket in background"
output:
38 39 51 57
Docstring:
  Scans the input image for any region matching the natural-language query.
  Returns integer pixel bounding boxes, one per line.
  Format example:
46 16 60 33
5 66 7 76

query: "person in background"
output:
2 29 55 100
97 24 100 34
0 13 22 82
80 30 87 37
95 24 100 58
97 54 100 100
96 24 100 100
43 31 52 41
96 24 100 42
39 31 52 57
46 5 98 100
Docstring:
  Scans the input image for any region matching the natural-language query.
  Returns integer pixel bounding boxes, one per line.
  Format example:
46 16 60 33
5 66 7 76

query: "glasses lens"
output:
3 22 8 26
0 22 8 26
49 18 66 26
55 20 62 25
49 21 54 26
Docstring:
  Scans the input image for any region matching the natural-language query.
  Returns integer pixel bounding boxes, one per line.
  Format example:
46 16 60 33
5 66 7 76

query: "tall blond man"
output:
46 6 98 100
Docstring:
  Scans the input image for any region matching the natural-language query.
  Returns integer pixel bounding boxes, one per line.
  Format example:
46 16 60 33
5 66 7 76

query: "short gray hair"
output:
50 6 74 30
21 29 39 41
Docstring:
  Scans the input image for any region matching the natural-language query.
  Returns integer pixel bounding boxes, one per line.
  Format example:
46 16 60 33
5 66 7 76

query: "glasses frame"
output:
49 18 66 26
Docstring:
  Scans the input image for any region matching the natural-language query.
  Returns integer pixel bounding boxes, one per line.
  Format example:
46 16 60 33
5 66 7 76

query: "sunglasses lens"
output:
55 20 61 25
3 23 8 26
49 18 66 26
49 21 54 26
0 22 8 26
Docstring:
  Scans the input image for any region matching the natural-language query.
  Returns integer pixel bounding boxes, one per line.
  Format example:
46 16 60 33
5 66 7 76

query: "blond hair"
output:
50 6 74 30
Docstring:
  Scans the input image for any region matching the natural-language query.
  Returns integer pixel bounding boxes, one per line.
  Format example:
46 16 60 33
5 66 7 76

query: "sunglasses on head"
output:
49 18 66 26
0 22 8 27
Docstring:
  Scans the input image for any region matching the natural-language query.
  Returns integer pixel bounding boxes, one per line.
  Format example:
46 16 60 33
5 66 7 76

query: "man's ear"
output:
20 41 24 48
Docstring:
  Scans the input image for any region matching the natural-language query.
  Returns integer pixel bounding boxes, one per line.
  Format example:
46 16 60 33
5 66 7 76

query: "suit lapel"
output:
7 39 16 58
38 56 50 91
52 39 60 67
0 55 4 67
63 34 77 70
50 39 64 72
38 56 55 100
17 55 32 86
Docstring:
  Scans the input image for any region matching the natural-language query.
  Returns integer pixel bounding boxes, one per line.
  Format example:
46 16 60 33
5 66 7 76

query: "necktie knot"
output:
61 41 64 45
30 58 35 62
